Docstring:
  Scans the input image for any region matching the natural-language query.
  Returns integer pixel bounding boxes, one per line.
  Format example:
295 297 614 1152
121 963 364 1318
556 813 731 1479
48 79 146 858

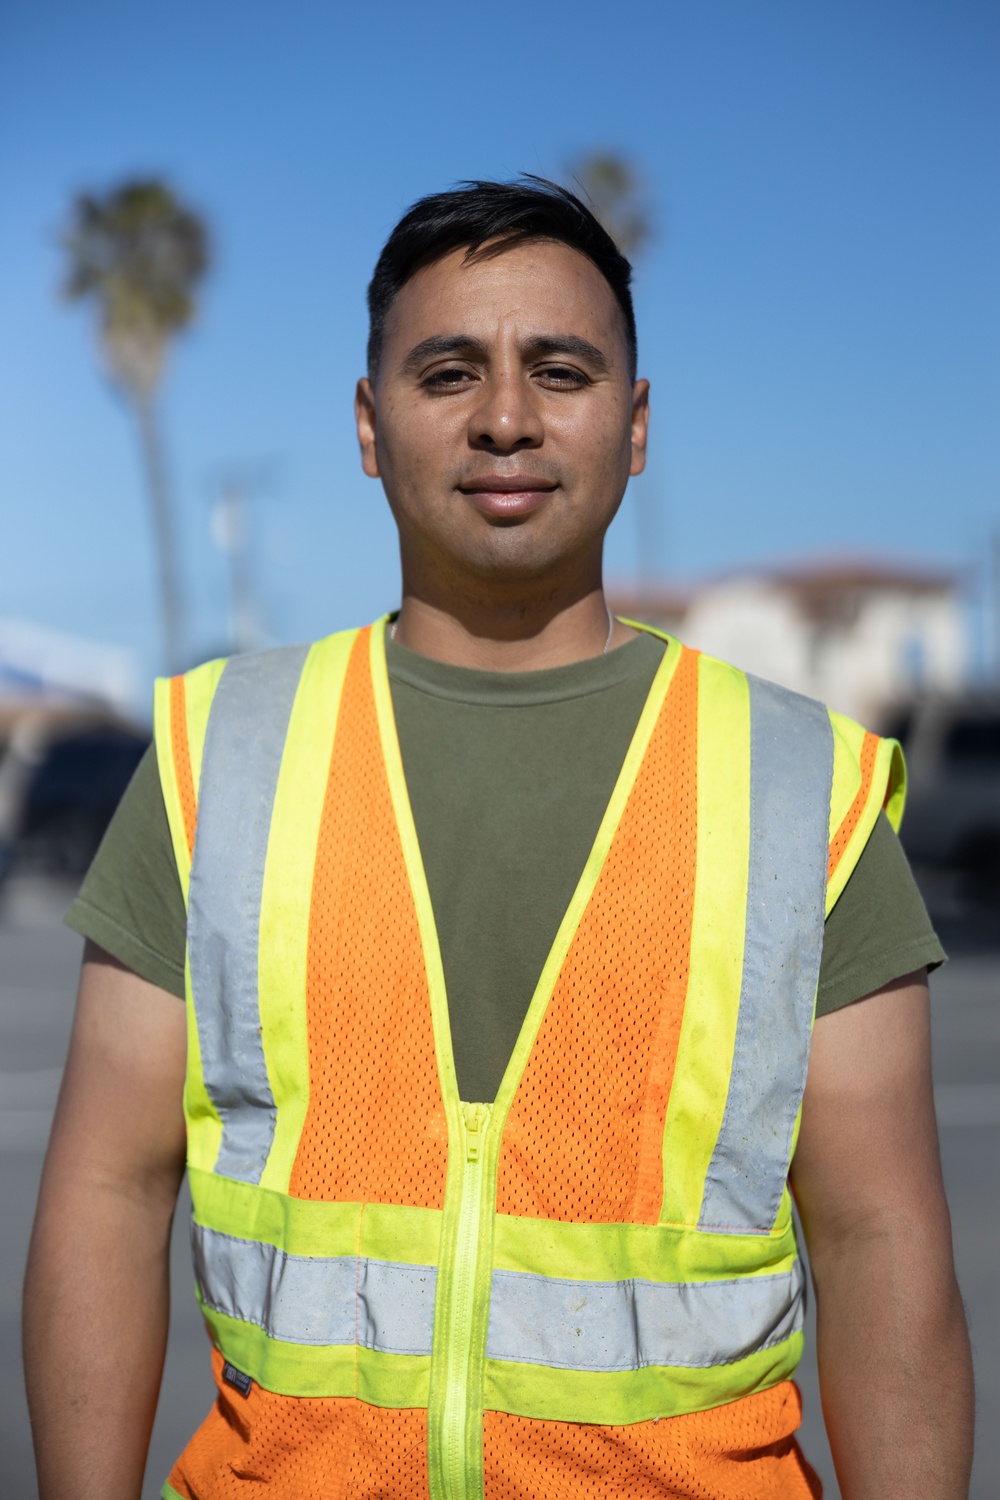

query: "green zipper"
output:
438 1102 492 1500
370 618 683 1498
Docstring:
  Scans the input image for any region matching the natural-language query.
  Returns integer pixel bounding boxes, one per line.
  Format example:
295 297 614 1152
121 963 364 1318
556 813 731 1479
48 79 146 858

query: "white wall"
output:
675 581 966 723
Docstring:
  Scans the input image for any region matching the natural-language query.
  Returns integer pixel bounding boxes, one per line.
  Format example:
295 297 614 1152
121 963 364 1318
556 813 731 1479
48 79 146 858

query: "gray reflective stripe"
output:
192 1224 437 1354
486 1261 804 1372
188 645 311 1183
700 677 834 1232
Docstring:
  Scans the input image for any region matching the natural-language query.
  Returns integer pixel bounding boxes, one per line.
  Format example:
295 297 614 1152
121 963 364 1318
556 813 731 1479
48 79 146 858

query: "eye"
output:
422 365 476 390
535 364 588 387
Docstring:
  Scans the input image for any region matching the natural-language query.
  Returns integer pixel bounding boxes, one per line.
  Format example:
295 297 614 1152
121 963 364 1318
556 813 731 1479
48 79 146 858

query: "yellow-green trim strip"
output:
153 658 228 1178
182 959 223 1176
826 726 907 914
658 654 751 1227
882 738 906 832
152 676 193 900
827 712 866 844
369 619 459 1110
184 658 227 805
258 630 359 1193
201 1302 433 1404
492 1212 797 1282
483 1330 804 1425
153 656 228 902
189 1166 443 1263
490 633 683 1123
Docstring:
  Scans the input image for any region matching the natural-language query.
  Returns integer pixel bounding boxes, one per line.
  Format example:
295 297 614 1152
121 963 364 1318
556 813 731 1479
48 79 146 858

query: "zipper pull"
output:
464 1102 487 1162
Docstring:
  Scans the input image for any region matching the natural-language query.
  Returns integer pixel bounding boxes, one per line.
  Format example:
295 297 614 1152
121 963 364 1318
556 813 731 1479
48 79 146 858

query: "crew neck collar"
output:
385 629 667 707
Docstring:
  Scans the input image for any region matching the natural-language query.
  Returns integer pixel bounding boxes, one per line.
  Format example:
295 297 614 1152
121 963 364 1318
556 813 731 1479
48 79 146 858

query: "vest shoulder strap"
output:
689 642 905 915
153 629 362 899
153 654 229 895
827 707 905 912
154 623 905 922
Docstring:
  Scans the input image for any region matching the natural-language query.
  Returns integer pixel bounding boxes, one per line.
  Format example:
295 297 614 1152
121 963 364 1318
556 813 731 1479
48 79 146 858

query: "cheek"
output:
379 403 459 476
375 407 427 483
562 401 633 472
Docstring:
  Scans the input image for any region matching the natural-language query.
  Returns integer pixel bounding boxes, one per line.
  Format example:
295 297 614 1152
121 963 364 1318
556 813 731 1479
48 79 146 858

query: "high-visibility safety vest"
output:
153 619 904 1500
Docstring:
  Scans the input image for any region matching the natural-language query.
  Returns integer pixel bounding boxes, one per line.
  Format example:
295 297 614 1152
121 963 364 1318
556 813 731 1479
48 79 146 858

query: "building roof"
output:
609 554 959 625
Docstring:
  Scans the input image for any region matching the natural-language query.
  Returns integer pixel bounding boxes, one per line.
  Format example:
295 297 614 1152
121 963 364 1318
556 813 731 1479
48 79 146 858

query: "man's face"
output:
356 238 649 594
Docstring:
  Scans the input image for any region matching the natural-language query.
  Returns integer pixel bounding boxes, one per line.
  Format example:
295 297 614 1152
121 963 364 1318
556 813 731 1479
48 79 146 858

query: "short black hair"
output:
366 175 637 381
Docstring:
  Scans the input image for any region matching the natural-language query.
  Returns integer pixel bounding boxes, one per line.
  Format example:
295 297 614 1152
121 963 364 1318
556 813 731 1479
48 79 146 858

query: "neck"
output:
389 588 633 671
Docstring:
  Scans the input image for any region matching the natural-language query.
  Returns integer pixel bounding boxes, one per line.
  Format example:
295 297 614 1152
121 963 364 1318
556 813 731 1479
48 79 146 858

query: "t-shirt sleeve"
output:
64 742 186 998
816 810 945 1016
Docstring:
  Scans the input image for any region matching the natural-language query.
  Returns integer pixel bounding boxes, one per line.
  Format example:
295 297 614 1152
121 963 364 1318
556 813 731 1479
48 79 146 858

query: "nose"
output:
467 368 544 454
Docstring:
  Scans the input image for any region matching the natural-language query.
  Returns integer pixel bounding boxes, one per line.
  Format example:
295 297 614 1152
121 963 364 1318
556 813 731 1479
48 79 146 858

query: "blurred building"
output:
0 621 147 880
610 557 965 727
0 617 139 715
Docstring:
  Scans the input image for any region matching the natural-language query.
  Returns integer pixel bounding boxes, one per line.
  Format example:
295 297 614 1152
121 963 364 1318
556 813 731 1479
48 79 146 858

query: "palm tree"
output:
62 179 210 672
568 152 652 259
568 153 661 584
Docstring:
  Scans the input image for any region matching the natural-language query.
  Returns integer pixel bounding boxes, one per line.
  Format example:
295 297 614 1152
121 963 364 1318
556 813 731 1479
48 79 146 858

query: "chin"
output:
461 529 585 582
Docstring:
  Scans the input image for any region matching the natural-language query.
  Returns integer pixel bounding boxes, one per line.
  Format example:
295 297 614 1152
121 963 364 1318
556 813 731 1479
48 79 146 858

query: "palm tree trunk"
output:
135 393 184 672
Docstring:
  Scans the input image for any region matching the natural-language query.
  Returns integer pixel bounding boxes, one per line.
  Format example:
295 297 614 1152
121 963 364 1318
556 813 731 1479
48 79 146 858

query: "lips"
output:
458 475 557 521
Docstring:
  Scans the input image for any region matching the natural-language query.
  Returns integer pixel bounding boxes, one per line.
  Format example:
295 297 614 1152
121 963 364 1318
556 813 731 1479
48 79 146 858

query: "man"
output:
24 177 973 1499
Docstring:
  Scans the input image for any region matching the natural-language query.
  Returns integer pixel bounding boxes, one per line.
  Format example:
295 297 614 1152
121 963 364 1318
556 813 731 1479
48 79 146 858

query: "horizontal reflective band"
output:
193 1224 437 1355
486 1260 804 1373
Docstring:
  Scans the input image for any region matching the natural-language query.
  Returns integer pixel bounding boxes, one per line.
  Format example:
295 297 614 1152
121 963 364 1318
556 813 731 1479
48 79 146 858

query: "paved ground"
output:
0 880 215 1499
0 875 996 1498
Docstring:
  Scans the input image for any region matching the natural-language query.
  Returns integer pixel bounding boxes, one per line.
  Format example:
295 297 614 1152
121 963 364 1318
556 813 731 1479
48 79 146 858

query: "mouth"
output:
457 475 558 521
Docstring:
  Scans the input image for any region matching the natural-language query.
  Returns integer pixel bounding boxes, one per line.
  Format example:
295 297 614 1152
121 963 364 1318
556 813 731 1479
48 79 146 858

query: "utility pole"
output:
634 466 666 594
209 462 276 655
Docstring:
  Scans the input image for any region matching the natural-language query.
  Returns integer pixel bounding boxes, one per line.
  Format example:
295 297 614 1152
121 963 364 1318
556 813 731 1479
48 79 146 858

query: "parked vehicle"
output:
0 702 148 882
881 693 1000 911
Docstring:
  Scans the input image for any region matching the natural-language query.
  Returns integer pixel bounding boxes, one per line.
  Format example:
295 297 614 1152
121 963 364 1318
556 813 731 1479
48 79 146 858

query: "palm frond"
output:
62 178 210 395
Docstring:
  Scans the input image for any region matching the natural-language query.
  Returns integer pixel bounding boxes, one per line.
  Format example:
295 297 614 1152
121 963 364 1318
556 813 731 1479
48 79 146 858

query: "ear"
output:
629 379 650 477
355 378 380 478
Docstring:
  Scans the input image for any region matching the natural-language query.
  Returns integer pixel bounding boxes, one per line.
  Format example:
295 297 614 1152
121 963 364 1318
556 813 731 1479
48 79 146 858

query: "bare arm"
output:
790 970 974 1499
23 941 187 1500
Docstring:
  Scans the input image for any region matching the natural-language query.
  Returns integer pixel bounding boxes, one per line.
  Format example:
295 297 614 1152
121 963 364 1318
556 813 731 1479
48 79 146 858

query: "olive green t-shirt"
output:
66 631 944 1103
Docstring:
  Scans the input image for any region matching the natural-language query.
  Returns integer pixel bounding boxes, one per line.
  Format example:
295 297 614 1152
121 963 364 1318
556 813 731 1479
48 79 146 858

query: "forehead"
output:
383 238 628 362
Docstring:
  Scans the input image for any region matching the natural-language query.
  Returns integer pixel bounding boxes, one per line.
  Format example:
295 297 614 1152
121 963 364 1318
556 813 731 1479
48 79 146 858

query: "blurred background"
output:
0 1 997 1495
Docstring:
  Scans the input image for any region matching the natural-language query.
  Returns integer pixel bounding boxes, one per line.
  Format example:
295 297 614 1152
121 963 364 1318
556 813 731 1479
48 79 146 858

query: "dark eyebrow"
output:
400 335 488 373
520 335 611 372
400 332 613 376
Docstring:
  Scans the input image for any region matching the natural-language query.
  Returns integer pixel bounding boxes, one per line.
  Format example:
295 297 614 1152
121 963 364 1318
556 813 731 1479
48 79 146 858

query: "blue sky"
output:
1 0 997 683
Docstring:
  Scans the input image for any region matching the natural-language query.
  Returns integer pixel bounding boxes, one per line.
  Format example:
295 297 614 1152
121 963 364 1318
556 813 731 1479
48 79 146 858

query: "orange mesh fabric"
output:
166 1348 430 1499
170 673 197 857
482 1383 821 1500
497 646 700 1224
827 730 878 881
288 629 449 1207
